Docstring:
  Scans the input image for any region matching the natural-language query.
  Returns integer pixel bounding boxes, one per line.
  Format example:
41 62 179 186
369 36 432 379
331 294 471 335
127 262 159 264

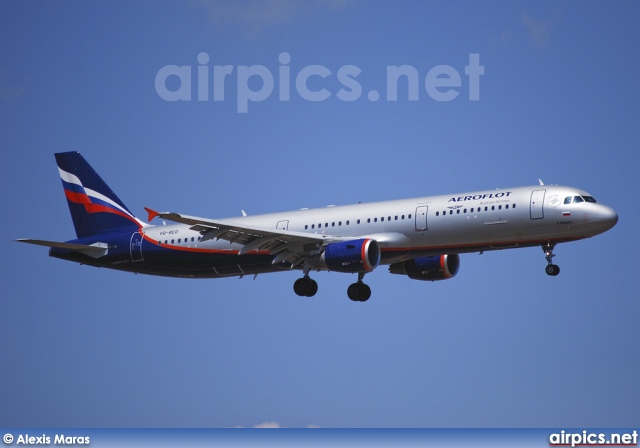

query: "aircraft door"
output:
276 220 289 230
130 232 144 261
415 206 428 231
530 190 545 219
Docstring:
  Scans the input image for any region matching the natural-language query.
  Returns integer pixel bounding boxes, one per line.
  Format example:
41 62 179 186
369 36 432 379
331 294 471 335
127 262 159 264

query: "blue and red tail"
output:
55 152 141 238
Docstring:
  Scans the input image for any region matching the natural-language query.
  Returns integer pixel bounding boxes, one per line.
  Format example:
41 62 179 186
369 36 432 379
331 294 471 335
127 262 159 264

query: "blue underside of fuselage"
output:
47 230 571 279
49 236 293 278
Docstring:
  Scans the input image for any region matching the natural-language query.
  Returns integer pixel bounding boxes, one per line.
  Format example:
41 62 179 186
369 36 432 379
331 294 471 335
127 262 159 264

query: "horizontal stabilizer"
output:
16 239 108 258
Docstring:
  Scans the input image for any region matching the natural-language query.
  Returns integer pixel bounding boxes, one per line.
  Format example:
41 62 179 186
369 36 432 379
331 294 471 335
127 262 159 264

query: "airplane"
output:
17 152 618 302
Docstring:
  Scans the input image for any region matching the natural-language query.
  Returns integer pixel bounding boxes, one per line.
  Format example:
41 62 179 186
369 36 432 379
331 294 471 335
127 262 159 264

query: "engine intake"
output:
389 254 460 281
321 239 381 273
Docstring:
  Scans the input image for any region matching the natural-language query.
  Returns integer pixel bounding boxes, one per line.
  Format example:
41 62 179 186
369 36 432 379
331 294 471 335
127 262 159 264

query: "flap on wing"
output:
16 239 109 258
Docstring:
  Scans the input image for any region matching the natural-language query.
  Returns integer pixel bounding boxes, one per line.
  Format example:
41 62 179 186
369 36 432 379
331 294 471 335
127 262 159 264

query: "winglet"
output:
539 179 545 186
144 207 160 222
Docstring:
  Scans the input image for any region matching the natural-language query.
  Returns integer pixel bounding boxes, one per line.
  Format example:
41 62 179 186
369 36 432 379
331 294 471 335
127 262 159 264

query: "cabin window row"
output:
435 203 517 216
304 214 413 230
163 236 202 245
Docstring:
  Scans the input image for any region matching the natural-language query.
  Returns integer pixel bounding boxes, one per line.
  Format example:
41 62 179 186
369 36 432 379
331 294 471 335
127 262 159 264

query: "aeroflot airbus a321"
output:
18 152 618 302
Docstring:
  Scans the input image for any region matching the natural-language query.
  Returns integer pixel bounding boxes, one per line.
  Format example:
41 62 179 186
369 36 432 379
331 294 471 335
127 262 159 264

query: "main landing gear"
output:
542 242 560 276
293 272 372 302
347 273 371 302
293 275 318 297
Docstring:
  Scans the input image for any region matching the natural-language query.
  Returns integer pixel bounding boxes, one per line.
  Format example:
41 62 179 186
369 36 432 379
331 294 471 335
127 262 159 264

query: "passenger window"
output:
513 204 516 209
408 214 412 218
498 205 502 210
381 217 384 222
436 212 440 216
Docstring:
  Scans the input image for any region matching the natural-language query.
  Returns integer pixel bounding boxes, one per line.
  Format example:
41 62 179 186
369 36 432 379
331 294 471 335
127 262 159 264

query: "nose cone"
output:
599 205 618 232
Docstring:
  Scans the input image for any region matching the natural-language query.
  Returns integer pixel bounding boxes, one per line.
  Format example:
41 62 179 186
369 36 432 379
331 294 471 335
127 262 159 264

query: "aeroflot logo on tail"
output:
449 192 512 202
155 52 484 113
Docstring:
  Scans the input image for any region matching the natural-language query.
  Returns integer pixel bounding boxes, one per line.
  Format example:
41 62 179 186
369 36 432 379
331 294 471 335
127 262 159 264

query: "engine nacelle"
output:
320 239 381 273
389 254 460 281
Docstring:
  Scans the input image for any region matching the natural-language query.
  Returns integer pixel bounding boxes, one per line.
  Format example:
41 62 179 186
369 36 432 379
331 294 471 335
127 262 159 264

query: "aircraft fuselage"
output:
49 184 617 279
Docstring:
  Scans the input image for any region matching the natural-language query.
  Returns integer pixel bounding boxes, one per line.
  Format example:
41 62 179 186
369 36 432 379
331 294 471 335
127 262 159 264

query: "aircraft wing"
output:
145 208 350 266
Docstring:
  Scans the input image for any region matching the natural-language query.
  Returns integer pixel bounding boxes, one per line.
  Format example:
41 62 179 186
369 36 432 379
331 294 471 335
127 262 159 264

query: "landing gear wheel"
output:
545 264 560 276
306 278 318 296
347 282 371 302
361 283 371 301
294 277 318 297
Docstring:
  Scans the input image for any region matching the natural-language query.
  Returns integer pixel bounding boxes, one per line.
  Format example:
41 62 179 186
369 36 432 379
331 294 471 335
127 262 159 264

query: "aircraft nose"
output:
599 205 618 231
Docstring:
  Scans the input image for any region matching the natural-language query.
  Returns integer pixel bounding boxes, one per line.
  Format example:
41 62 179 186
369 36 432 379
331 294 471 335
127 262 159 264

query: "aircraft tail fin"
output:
55 152 142 238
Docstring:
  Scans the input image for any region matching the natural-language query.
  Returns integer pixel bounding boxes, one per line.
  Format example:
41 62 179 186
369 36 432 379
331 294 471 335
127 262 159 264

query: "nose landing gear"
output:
542 242 560 276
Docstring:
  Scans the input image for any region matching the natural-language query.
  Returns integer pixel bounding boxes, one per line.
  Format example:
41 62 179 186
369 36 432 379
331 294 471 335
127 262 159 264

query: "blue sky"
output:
1 1 639 428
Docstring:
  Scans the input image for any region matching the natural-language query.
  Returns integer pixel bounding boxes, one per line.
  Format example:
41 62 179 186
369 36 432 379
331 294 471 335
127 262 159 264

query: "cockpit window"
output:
565 195 597 204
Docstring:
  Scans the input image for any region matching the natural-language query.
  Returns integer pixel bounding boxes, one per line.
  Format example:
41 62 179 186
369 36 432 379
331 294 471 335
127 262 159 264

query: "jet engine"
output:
389 254 460 281
320 239 381 273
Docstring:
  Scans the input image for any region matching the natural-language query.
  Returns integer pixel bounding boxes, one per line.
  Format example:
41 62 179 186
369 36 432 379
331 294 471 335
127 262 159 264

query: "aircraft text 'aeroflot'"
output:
18 152 618 302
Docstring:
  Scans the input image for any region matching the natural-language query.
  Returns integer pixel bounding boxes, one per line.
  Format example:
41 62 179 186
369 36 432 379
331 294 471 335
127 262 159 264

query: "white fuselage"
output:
143 184 617 264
